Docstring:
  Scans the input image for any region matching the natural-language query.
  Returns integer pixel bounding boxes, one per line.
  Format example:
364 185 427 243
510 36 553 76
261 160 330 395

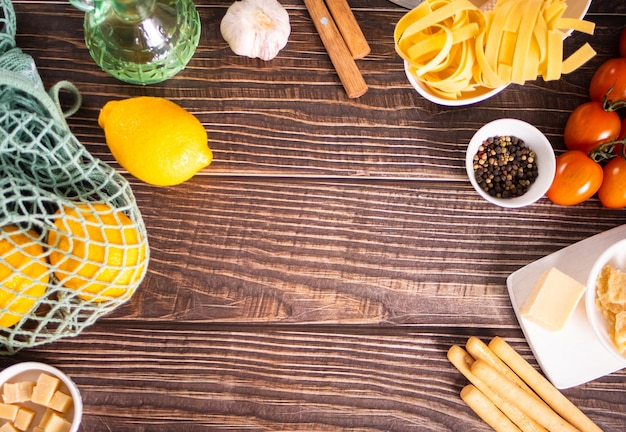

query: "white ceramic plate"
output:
507 224 626 389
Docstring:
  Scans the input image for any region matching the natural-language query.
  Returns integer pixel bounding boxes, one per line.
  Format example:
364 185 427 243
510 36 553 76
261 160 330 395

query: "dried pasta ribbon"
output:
394 0 597 100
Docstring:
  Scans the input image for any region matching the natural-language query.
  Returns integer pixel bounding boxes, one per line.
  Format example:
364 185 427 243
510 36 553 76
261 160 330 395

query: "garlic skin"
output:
221 0 291 61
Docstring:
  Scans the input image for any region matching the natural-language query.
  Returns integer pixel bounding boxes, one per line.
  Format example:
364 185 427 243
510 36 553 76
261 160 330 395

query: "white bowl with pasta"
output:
399 0 593 106
405 64 507 106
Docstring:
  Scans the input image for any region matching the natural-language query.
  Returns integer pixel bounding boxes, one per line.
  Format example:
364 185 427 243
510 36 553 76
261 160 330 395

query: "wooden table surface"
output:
4 0 626 430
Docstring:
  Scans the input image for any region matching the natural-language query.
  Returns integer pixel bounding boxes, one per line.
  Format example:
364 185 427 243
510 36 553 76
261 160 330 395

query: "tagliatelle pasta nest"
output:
394 0 596 100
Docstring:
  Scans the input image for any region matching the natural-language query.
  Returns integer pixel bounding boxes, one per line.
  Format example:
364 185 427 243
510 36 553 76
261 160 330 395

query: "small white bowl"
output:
585 239 626 361
404 62 507 106
0 362 82 431
465 118 556 208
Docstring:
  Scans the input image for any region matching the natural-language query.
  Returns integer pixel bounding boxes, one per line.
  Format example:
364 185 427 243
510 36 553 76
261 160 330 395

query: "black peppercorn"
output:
472 135 538 198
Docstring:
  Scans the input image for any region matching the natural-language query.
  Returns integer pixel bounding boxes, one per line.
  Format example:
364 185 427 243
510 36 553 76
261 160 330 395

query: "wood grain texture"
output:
114 177 624 325
13 1 621 179
8 326 626 432
3 0 626 431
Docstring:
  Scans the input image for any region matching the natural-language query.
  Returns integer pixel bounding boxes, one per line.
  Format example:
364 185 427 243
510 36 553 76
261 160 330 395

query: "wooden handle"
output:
325 0 370 59
304 0 368 98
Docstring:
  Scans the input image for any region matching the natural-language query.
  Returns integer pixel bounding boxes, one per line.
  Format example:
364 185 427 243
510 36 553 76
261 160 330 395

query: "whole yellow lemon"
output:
47 203 147 302
98 96 212 186
0 226 49 328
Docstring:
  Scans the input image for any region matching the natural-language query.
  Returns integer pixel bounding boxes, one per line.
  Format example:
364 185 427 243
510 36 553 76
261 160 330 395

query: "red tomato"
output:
621 27 626 58
589 58 626 103
614 118 626 156
563 101 621 153
598 157 626 209
547 151 603 206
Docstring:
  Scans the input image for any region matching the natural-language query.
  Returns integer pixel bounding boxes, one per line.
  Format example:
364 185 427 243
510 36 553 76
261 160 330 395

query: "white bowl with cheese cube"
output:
585 239 626 362
0 362 81 432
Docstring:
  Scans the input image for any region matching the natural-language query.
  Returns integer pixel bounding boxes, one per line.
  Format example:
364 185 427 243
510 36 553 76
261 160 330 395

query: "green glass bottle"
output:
70 0 200 85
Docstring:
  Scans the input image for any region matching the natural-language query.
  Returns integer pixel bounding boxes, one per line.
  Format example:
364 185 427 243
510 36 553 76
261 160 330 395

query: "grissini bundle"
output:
466 336 540 401
461 384 522 432
488 336 603 432
448 345 547 432
471 359 580 432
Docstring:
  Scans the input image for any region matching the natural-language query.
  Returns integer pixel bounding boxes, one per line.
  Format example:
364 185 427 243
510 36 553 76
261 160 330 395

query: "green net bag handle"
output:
0 0 150 354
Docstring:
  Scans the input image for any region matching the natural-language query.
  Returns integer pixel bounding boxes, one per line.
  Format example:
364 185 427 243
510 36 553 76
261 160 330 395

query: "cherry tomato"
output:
621 27 626 58
589 58 626 103
613 118 626 157
563 101 621 153
598 157 626 209
547 151 603 206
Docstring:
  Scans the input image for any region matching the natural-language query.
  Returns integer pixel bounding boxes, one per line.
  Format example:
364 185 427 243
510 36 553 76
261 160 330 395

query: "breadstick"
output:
449 344 475 370
460 384 522 432
488 336 603 432
466 337 539 400
448 346 547 432
471 359 580 432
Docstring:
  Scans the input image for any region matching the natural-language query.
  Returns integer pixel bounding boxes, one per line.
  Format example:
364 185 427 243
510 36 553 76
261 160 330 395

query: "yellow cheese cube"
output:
0 403 18 421
520 267 586 331
48 391 72 414
37 409 54 429
41 411 71 432
13 407 36 431
616 311 626 353
31 374 61 407
0 423 19 432
2 382 34 404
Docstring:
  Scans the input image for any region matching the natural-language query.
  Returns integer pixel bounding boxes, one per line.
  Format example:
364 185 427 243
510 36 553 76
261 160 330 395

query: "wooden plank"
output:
97 177 625 324
15 325 626 432
3 2 626 432
11 1 622 180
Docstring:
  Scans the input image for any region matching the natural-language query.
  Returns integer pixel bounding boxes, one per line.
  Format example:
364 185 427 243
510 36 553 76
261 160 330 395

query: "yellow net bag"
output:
0 0 149 354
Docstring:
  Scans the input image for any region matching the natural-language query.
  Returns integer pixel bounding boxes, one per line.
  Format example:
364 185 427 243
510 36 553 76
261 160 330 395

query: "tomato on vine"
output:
615 118 626 156
563 101 621 153
589 58 626 104
598 157 626 209
547 151 603 206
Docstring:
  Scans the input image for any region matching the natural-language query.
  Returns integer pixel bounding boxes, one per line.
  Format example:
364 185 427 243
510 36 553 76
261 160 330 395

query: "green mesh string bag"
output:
0 0 150 355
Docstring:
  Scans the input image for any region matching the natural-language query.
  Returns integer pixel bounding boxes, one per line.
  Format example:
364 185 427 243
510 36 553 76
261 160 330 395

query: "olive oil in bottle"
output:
70 0 200 85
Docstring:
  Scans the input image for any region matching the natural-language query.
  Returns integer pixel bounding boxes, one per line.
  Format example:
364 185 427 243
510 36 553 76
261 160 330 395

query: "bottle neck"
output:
110 0 157 21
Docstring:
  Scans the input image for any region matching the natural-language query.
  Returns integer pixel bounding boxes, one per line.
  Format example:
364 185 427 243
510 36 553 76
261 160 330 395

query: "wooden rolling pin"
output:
304 0 368 98
325 0 370 59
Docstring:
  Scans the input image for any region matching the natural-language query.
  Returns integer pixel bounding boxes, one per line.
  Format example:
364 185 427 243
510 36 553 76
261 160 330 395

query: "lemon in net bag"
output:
0 0 149 354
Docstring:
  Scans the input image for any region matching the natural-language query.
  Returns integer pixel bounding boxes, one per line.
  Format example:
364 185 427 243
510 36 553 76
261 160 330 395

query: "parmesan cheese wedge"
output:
520 267 586 332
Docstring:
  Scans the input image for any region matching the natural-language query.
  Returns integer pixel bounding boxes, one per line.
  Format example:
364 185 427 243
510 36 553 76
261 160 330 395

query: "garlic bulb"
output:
221 0 291 61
